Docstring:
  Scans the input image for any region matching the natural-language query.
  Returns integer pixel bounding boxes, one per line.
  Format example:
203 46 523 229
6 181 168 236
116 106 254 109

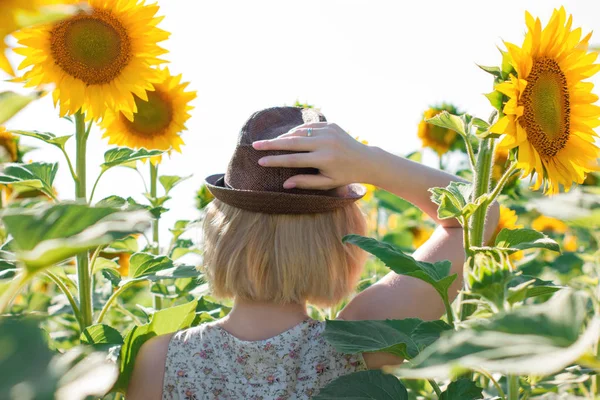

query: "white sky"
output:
2 0 600 242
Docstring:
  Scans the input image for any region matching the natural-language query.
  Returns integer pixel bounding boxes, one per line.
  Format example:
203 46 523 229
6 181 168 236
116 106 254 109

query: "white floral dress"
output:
162 319 367 399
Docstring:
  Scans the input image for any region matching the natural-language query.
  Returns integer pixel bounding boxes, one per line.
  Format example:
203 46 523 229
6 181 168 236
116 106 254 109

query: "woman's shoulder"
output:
127 333 175 400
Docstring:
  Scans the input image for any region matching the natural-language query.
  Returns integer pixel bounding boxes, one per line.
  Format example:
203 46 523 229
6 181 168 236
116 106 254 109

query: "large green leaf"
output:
343 235 457 305
439 379 483 400
425 111 467 137
102 147 164 170
80 324 124 346
314 370 408 399
11 130 71 149
324 319 451 359
127 252 199 283
495 228 560 254
117 300 198 392
0 162 58 198
393 291 600 378
0 91 43 124
0 316 118 400
2 203 151 271
374 190 414 214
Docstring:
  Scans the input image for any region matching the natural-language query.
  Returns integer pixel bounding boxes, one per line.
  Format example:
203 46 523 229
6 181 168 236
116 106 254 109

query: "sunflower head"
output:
15 0 169 121
490 7 600 195
531 215 568 234
491 205 523 244
410 225 434 248
0 127 19 162
563 232 578 252
418 104 461 156
100 67 197 163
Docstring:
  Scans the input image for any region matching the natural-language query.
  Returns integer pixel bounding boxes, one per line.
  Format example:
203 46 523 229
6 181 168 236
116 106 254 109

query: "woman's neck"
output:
217 298 309 341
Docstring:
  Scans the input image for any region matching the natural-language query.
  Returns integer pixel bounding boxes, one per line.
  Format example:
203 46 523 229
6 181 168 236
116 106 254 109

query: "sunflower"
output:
14 0 169 121
100 67 196 162
491 8 600 195
531 215 568 234
0 127 19 162
0 0 70 75
418 105 460 156
563 233 578 252
410 225 434 248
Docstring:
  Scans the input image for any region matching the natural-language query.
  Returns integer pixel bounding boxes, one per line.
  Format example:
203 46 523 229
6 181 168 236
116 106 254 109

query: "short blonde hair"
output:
202 199 367 307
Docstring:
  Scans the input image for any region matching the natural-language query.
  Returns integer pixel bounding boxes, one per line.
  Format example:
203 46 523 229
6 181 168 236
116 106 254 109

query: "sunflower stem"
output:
508 375 520 400
428 379 443 397
464 137 477 171
0 271 33 314
59 146 78 184
75 110 93 329
44 270 82 330
469 138 495 247
487 162 518 206
150 162 163 311
89 170 106 205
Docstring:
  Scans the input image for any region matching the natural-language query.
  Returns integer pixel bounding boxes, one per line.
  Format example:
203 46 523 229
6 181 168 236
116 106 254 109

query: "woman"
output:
128 107 499 399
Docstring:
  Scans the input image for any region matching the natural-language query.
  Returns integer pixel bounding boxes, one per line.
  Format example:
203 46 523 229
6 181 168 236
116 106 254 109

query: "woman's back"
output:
162 319 366 400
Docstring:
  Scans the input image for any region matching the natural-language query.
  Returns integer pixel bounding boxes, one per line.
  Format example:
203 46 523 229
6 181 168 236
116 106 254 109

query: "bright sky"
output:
2 0 600 241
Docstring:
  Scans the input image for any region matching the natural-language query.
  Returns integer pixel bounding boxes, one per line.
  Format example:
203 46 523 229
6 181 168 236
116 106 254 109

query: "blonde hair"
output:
202 199 367 307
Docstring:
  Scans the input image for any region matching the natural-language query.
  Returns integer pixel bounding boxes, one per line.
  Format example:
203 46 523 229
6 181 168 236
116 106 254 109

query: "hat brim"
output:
205 174 366 214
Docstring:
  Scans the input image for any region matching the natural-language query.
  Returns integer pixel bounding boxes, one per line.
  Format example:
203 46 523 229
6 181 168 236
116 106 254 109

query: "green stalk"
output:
428 379 442 397
97 282 134 324
508 375 520 400
75 111 93 328
44 271 82 330
0 272 33 314
469 138 495 247
150 162 163 310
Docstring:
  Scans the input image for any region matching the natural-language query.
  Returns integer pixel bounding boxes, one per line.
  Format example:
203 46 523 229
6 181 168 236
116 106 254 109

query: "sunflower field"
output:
0 2 599 400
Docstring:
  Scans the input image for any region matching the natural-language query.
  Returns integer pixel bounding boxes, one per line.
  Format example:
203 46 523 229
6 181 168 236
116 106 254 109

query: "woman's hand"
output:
252 122 373 190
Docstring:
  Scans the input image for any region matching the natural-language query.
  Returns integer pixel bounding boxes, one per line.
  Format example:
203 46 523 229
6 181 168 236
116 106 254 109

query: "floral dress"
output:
162 319 367 399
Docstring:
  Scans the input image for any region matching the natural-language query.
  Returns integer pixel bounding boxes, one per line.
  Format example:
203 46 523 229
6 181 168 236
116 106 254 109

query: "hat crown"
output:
225 107 326 194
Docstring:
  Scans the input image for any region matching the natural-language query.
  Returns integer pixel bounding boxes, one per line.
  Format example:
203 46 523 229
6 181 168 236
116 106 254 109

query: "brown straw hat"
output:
205 106 365 214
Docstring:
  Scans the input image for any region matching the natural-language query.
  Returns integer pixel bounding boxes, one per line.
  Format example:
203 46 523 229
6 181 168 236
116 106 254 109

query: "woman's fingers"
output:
283 174 336 190
253 135 324 151
258 152 321 168
280 122 329 138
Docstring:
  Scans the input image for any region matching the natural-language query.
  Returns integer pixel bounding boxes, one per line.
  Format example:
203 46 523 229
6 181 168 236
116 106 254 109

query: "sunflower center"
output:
50 10 132 85
123 90 173 136
520 57 570 158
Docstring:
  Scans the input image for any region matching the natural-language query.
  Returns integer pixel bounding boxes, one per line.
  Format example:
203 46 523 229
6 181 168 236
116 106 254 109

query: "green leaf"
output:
126 252 199 283
102 268 121 287
103 235 139 254
91 257 119 274
374 190 414 213
506 275 562 304
0 317 118 399
101 147 164 170
425 111 467 137
2 203 151 271
439 379 483 400
343 235 457 307
393 291 600 378
0 91 43 125
495 228 560 254
549 253 584 275
477 64 502 78
159 175 191 195
325 319 451 359
96 195 147 211
485 91 504 111
170 220 196 242
80 324 124 345
430 182 480 220
470 118 490 133
117 300 198 392
314 370 408 400
11 130 72 148
0 162 58 198
406 151 422 163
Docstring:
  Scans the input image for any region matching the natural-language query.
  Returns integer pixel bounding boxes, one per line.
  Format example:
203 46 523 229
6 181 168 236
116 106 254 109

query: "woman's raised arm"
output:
253 122 499 323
